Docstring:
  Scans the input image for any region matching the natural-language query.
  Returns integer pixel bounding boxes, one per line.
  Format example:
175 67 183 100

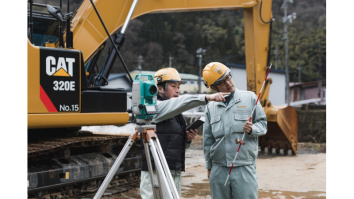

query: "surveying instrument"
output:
94 74 180 199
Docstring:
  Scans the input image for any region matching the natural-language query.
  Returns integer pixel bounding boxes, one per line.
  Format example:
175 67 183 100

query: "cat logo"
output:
46 56 75 77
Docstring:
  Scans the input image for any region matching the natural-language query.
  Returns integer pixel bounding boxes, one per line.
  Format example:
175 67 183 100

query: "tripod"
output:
94 124 180 199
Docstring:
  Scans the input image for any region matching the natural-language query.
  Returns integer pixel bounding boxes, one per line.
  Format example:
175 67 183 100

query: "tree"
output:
82 0 325 83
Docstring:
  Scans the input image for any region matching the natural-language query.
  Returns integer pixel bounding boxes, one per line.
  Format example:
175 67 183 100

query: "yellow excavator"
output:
28 0 297 197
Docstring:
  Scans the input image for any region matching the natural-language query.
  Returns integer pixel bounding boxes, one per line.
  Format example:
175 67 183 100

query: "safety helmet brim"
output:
213 68 231 85
202 62 230 88
154 68 182 85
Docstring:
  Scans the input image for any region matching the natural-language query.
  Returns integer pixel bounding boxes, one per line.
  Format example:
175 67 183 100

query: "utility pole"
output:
196 48 206 94
137 55 143 74
274 46 280 70
297 62 301 82
281 0 296 105
169 55 174 67
318 45 323 105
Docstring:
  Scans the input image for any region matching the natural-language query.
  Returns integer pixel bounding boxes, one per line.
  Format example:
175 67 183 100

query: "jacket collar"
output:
216 88 241 107
157 94 168 101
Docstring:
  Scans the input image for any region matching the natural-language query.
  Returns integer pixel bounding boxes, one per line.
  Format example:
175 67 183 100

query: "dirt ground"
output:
181 135 326 199
106 135 326 199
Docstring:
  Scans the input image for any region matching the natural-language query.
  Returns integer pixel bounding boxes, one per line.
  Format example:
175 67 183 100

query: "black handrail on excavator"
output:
89 0 134 86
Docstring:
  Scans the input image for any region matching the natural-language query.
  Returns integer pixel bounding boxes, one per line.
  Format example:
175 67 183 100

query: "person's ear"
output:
210 85 217 91
157 85 165 93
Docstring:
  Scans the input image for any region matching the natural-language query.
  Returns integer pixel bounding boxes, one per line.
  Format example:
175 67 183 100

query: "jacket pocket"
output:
210 137 225 164
234 114 249 121
210 115 223 137
210 115 221 124
232 114 248 133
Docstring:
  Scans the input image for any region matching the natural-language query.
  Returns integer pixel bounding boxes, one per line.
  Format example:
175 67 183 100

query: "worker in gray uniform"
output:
140 67 230 199
202 62 267 199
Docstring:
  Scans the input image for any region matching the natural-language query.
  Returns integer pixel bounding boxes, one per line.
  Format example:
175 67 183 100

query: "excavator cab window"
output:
28 0 84 46
30 18 60 46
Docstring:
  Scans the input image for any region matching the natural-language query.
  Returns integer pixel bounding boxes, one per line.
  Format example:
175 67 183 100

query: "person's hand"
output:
243 121 253 134
206 92 231 102
186 129 197 142
208 169 211 178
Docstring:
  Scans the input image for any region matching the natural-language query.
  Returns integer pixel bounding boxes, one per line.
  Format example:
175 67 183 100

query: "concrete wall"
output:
268 72 286 105
296 105 326 143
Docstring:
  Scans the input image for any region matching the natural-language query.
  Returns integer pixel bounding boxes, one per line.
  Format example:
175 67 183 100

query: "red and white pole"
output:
224 64 272 186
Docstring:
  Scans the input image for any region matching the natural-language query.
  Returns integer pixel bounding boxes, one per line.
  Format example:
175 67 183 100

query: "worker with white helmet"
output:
140 67 230 199
202 62 267 199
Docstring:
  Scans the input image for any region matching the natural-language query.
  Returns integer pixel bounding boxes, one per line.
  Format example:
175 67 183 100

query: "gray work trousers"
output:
209 165 258 199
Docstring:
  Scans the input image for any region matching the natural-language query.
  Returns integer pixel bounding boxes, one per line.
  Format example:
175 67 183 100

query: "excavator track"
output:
28 130 131 158
28 129 142 198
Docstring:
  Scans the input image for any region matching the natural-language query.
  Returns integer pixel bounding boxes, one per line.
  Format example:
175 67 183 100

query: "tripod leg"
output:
141 127 179 199
154 139 180 199
144 142 160 199
153 160 164 199
148 139 174 199
93 133 137 199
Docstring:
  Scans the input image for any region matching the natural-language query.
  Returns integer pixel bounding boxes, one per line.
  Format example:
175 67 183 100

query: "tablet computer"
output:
186 116 205 131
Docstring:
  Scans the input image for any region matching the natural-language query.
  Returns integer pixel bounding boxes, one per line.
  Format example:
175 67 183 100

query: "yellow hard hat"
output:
202 62 230 88
154 68 182 85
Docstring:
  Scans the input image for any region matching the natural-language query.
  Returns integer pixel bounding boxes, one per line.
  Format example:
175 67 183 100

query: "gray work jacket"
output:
203 89 267 169
153 94 207 123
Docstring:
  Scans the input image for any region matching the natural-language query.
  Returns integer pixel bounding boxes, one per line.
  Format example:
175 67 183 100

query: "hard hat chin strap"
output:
159 92 169 99
157 82 169 99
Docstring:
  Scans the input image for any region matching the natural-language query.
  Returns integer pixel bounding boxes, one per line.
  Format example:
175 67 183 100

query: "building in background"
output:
107 65 326 109
107 65 287 105
179 73 211 94
108 70 211 94
289 80 326 106
106 73 132 91
226 63 286 106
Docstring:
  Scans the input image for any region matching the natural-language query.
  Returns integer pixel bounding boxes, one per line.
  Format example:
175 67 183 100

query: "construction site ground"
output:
104 134 326 199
